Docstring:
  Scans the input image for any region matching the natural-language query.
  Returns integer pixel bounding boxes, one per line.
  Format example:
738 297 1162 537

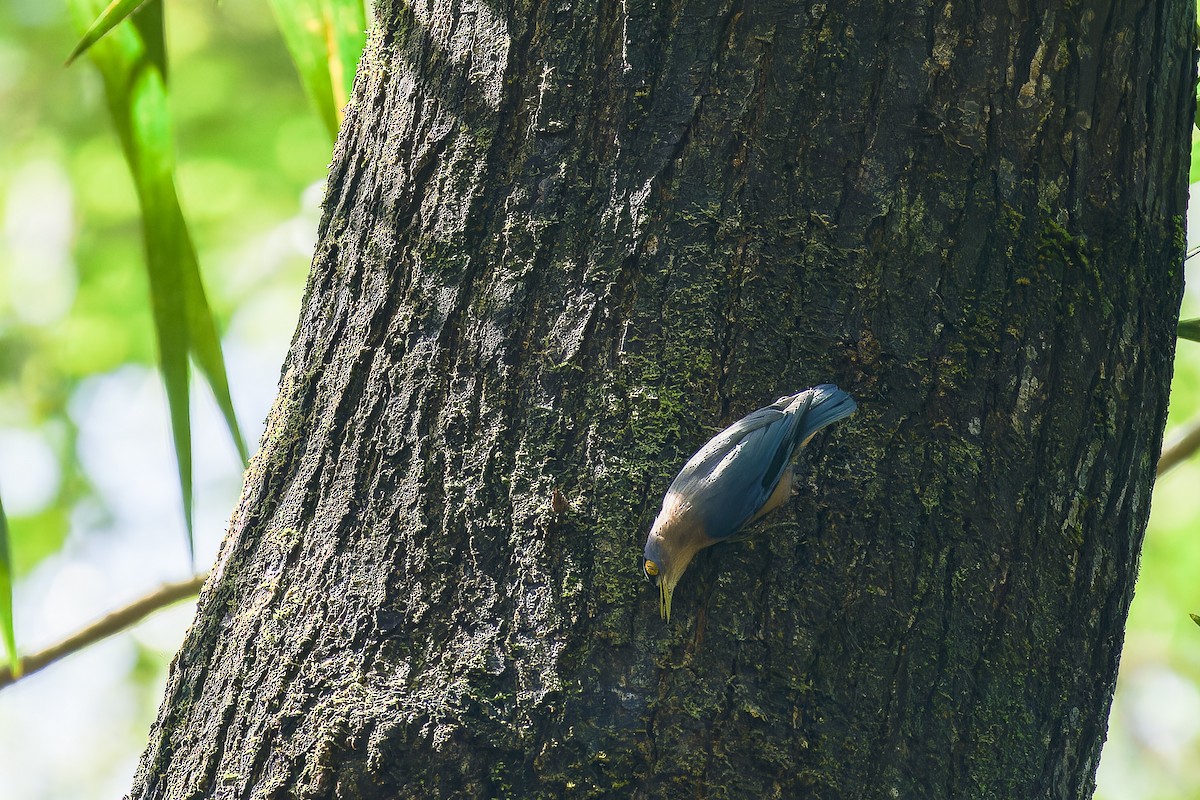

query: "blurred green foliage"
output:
0 0 328 578
1 0 334 790
266 0 367 140
0 0 373 784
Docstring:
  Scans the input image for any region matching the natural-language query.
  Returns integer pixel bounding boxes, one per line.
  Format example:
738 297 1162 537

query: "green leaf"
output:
1179 318 1200 342
69 0 193 561
1192 613 1200 628
267 0 368 140
133 4 247 467
182 236 250 466
0 494 18 678
65 0 157 65
68 0 248 564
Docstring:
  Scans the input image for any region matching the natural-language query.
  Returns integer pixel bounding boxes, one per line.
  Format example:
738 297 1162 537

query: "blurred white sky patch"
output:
1126 666 1200 763
1097 658 1200 800
0 428 60 515
69 367 181 533
67 352 270 576
0 578 193 800
208 178 321 306
2 158 76 326
40 562 105 643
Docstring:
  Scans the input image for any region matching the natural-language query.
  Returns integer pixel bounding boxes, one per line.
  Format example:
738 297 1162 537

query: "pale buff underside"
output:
648 466 796 620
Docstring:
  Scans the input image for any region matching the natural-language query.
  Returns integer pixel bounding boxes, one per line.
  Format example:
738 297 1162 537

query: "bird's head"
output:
642 514 706 622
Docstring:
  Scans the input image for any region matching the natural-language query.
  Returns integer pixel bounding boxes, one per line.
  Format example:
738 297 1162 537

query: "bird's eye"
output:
644 560 659 577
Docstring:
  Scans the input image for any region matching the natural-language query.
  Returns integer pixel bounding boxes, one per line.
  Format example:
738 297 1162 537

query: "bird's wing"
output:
668 403 789 489
667 395 809 540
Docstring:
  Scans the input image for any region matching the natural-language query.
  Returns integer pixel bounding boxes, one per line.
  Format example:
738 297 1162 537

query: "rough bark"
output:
130 1 1193 798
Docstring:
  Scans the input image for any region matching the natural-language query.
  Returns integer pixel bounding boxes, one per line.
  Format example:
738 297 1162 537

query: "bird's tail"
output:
795 384 857 442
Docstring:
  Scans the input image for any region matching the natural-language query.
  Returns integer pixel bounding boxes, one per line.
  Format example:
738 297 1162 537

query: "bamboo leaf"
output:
182 236 250 466
134 5 248 467
322 0 368 114
66 0 157 65
130 0 167 76
70 0 194 561
267 0 368 139
68 0 247 564
1179 318 1200 342
0 494 17 677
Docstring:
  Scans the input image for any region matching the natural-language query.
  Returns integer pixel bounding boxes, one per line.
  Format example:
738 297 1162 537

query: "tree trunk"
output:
130 1 1193 798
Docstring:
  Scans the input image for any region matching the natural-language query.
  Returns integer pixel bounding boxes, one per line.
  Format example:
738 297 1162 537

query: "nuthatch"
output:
642 384 856 621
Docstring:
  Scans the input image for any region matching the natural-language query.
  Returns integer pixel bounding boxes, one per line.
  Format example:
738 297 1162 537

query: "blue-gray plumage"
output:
643 384 856 621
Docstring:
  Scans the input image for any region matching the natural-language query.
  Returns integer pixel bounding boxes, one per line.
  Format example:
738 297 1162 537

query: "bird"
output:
642 384 856 621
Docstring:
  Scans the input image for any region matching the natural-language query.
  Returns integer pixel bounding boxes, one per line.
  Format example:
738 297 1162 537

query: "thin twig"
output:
1158 419 1200 477
0 572 208 689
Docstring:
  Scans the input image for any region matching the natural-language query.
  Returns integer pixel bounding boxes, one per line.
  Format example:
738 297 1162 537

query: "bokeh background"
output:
0 2 1197 798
